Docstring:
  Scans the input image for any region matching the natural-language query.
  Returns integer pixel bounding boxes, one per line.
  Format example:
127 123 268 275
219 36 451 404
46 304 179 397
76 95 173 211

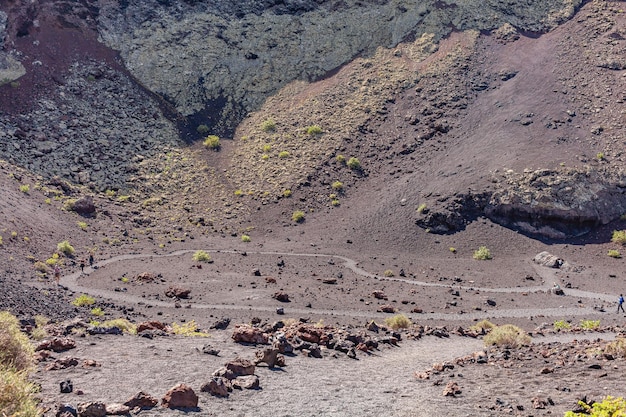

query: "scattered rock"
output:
123 392 158 409
372 290 388 300
165 286 191 299
377 304 396 313
322 278 337 284
161 384 198 409
225 358 256 377
104 404 130 416
231 375 260 390
46 357 79 371
37 338 76 352
232 325 269 344
136 321 168 333
201 344 220 356
272 292 290 302
59 380 73 394
255 347 280 368
55 403 77 417
210 317 231 330
533 252 564 268
76 401 106 417
252 268 261 276
265 277 277 284
135 272 158 283
442 381 461 397
200 377 230 397
71 196 96 216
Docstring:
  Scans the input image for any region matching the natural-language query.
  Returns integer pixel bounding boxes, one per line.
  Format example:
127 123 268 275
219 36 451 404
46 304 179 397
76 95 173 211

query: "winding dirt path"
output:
59 249 614 321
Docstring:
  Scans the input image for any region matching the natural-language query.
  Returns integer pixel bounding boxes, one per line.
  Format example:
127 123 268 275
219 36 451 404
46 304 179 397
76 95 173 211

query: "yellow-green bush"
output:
580 319 600 330
203 135 220 150
101 319 136 334
241 235 251 243
56 240 75 257
292 210 305 223
260 119 276 132
483 324 530 349
347 157 361 170
192 250 212 263
608 249 622 258
612 230 626 245
564 396 626 416
71 294 96 307
171 320 208 337
553 320 571 331
473 246 492 260
384 314 412 330
605 338 626 358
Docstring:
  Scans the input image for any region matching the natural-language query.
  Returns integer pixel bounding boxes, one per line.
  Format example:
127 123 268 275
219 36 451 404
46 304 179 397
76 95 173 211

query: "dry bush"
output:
101 319 137 335
470 319 495 333
0 312 34 371
483 324 531 349
384 314 412 330
605 338 626 358
0 368 40 417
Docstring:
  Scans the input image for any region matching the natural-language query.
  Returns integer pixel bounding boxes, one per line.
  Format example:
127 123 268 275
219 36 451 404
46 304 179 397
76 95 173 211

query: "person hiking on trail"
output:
80 259 85 273
53 264 61 286
619 294 625 313
89 253 94 267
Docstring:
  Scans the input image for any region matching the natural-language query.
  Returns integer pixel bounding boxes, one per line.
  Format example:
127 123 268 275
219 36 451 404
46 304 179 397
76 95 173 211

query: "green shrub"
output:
19 184 29 193
283 189 292 198
203 135 220 150
62 199 77 211
608 249 622 258
331 181 343 191
565 396 626 417
483 324 531 349
336 155 346 164
553 320 571 331
241 234 251 243
331 199 340 206
0 311 34 371
473 246 492 260
234 189 243 197
417 203 427 213
192 250 212 263
105 189 116 197
171 320 208 337
612 230 626 245
101 319 136 334
292 210 305 223
196 124 209 134
91 307 104 317
0 236 2 245
347 157 361 170
45 254 60 266
384 314 412 330
383 269 394 277
72 294 96 307
580 319 600 330
77 221 88 231
449 247 457 253
278 151 290 159
306 125 323 135
597 152 605 161
260 119 276 132
262 144 272 152
261 154 270 160
56 240 75 257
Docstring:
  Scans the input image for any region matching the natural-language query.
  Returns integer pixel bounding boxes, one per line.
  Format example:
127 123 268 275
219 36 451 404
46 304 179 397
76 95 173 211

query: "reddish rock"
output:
272 292 290 302
231 375 260 390
165 286 191 299
532 397 548 409
136 321 169 333
411 307 423 313
135 272 157 282
372 290 388 300
377 304 396 313
296 326 324 344
161 384 198 409
123 391 158 409
265 276 277 284
442 381 461 397
225 358 256 377
232 325 269 344
77 401 106 417
200 377 230 397
45 357 79 371
36 337 76 352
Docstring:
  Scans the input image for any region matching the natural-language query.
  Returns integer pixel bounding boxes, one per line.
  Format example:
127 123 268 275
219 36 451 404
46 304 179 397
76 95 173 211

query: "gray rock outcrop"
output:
96 0 582 133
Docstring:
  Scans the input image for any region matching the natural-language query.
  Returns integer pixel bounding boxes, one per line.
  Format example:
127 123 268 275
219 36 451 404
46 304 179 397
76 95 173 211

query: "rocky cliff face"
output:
96 0 582 135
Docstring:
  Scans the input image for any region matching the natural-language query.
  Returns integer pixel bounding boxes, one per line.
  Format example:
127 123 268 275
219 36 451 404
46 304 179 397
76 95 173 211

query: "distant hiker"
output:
618 294 625 313
54 264 61 285
88 253 94 267
79 259 85 273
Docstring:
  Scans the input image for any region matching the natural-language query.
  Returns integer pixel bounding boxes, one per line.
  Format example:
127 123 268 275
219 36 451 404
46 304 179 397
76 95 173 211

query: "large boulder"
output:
200 377 230 397
232 325 269 344
161 384 198 409
70 196 96 216
76 402 106 417
37 338 76 352
123 392 158 409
